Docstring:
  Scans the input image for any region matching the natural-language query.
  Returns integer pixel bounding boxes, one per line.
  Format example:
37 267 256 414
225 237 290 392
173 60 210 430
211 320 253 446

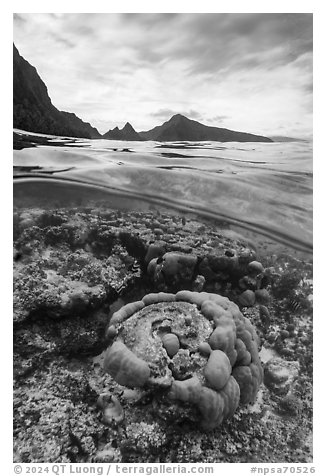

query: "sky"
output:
13 13 313 137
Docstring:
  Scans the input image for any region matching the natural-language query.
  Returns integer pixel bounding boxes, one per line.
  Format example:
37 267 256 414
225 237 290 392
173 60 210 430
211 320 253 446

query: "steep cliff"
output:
13 44 101 139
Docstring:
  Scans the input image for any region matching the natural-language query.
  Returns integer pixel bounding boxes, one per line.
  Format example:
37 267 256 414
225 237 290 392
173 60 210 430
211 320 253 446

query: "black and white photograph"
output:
12 10 314 466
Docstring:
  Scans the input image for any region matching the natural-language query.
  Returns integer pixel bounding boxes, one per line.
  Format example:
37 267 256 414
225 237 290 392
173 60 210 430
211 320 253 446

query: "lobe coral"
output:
103 291 263 430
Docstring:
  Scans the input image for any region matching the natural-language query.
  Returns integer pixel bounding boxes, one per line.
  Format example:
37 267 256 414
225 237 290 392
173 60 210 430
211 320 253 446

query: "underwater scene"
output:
13 132 313 463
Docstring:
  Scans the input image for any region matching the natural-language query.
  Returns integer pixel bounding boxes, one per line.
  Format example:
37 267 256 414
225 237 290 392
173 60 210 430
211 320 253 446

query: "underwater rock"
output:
208 254 237 272
144 242 166 264
103 291 263 429
259 305 271 327
162 333 180 358
238 275 257 291
280 330 290 340
192 275 206 292
197 257 219 281
197 253 244 284
148 252 197 288
97 393 124 425
238 290 256 307
120 421 168 460
255 289 270 305
278 392 303 416
105 325 118 339
92 446 119 463
248 261 264 275
147 258 158 277
264 358 299 396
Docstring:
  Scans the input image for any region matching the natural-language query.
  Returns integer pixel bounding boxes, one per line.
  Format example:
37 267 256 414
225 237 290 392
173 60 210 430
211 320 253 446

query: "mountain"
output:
103 122 143 141
269 136 307 142
13 44 101 139
139 114 272 142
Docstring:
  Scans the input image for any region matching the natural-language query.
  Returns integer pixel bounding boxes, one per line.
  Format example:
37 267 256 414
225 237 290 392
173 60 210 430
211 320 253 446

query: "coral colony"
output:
103 291 263 430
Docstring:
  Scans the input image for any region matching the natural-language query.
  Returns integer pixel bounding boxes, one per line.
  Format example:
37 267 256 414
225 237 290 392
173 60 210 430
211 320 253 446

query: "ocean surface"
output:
13 130 313 255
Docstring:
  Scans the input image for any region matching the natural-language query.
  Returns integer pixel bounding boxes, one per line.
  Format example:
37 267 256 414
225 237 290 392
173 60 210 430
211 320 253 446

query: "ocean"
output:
13 131 312 256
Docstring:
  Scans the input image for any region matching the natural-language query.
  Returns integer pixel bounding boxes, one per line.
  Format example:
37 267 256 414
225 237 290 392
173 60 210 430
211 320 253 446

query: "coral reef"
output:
13 207 313 463
13 206 271 320
104 291 263 429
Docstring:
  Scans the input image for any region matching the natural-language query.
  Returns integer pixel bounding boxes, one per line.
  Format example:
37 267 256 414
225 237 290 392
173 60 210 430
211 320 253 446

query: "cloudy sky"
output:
13 13 312 137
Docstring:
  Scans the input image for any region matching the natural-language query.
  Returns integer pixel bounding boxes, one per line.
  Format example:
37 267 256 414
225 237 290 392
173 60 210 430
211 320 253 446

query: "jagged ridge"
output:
103 122 144 141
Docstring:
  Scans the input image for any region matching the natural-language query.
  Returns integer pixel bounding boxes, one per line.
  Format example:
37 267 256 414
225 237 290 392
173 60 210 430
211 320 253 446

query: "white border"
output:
3 2 323 473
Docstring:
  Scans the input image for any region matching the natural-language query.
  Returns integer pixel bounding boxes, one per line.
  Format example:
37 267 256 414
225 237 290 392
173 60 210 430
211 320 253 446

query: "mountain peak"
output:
103 121 143 141
122 122 135 131
169 113 188 122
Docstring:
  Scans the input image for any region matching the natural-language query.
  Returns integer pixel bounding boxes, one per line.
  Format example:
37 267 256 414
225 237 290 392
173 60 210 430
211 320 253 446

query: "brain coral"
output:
103 291 263 430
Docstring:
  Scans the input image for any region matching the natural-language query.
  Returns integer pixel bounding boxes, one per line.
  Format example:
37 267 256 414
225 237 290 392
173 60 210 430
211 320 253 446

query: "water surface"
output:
13 130 312 254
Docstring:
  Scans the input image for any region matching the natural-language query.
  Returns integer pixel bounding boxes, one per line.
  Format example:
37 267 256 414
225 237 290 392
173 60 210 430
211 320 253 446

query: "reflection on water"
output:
13 130 312 254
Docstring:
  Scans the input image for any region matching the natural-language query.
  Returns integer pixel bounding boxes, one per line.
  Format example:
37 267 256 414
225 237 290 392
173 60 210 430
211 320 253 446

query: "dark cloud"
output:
178 14 313 75
126 13 312 76
13 13 26 23
121 13 178 27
